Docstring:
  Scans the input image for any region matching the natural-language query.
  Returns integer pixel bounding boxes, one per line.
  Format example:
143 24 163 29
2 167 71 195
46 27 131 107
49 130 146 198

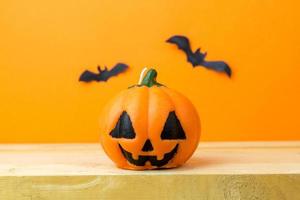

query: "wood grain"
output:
0 142 299 199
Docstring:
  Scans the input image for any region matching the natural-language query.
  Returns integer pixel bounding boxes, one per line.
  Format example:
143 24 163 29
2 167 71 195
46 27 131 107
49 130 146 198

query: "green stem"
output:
140 69 163 87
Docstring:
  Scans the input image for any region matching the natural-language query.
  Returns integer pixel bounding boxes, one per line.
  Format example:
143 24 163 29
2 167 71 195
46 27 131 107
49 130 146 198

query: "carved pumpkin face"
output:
99 69 200 170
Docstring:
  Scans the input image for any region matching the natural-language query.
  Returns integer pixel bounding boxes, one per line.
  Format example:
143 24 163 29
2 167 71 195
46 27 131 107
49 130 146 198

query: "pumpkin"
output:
99 68 200 170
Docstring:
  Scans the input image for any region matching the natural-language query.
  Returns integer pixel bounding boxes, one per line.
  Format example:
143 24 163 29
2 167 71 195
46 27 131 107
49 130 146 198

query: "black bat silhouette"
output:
166 35 231 77
79 63 129 82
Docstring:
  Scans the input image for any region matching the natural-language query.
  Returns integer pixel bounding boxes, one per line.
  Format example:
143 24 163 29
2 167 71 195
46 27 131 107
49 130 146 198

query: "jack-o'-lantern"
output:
99 68 200 170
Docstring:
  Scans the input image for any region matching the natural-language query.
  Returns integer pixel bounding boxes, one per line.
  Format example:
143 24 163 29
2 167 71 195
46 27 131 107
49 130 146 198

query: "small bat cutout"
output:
79 63 129 82
166 35 232 77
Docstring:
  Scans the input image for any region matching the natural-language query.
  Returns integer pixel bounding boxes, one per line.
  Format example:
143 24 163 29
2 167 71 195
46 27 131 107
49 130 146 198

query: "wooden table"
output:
0 142 299 199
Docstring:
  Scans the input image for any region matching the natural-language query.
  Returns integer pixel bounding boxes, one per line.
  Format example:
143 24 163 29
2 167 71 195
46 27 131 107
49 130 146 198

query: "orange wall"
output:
0 0 299 142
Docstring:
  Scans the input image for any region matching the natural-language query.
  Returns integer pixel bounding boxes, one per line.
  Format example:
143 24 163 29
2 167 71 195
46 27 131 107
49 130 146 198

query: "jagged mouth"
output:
119 144 178 167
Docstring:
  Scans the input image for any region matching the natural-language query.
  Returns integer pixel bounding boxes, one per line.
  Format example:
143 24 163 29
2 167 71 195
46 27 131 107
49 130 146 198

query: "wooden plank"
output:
0 142 299 199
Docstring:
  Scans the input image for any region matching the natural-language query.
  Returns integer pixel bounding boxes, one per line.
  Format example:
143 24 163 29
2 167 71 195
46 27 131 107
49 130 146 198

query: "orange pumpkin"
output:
99 68 200 170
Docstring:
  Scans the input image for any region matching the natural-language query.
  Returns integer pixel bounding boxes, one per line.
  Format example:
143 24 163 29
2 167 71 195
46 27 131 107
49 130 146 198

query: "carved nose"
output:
142 139 154 152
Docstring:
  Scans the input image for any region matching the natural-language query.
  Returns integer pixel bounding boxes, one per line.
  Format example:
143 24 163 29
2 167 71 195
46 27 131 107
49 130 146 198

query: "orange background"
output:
0 0 299 143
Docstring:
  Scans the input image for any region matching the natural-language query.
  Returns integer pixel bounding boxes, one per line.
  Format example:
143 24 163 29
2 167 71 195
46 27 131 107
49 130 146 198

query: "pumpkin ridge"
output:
159 87 176 112
144 86 150 148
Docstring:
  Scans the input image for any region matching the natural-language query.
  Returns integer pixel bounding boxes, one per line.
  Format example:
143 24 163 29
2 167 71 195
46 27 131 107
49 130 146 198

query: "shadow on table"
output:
180 156 228 170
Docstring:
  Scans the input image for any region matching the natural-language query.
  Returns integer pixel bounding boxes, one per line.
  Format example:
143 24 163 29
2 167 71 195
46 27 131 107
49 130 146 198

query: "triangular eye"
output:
161 111 186 140
110 111 136 139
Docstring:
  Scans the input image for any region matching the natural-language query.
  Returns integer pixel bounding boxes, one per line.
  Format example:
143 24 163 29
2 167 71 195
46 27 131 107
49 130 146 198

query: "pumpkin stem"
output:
138 67 148 85
140 68 163 87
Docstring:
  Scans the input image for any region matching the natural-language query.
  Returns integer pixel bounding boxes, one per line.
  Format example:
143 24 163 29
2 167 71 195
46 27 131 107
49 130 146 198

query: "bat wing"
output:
109 63 129 76
79 63 128 83
201 61 232 77
166 35 194 57
79 70 100 82
99 63 129 81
